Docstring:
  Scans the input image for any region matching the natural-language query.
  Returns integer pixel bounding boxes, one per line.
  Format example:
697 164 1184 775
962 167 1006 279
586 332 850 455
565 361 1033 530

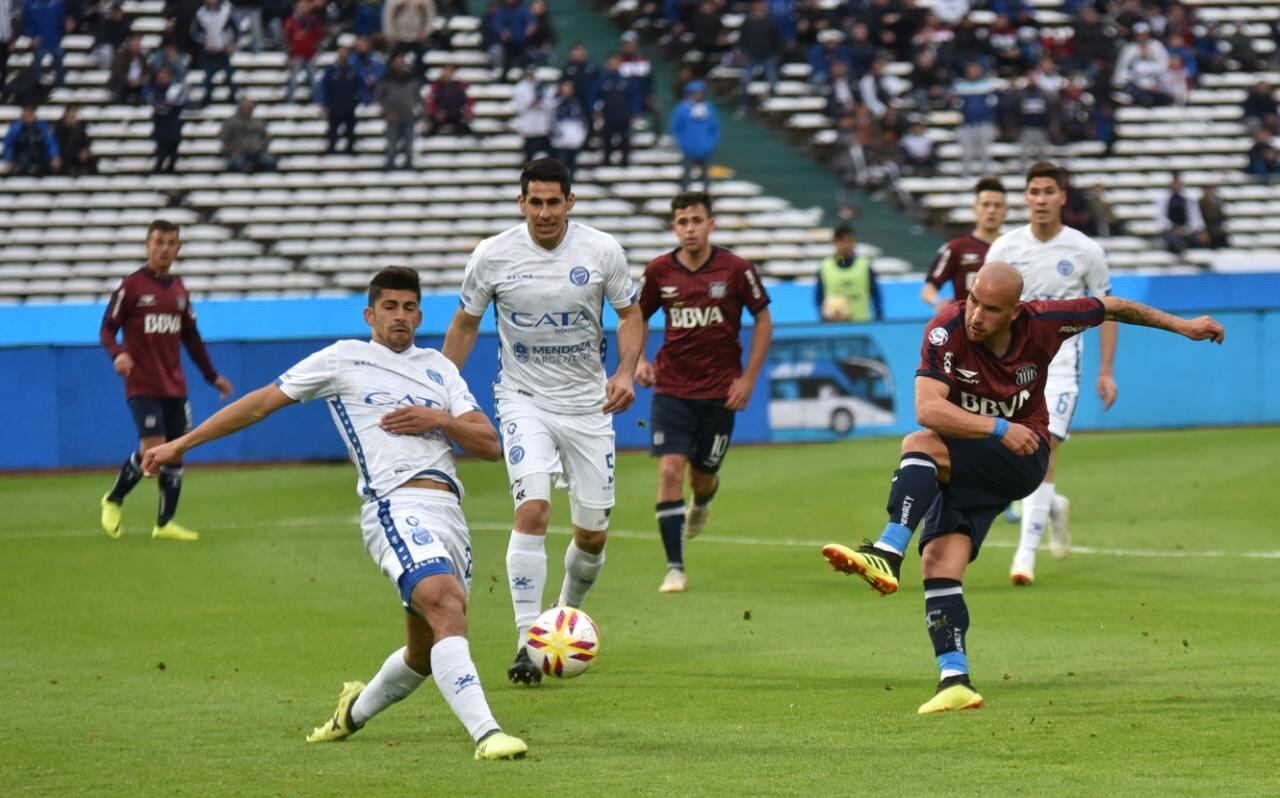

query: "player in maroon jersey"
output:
822 261 1223 714
98 220 234 542
920 176 1008 310
635 191 773 593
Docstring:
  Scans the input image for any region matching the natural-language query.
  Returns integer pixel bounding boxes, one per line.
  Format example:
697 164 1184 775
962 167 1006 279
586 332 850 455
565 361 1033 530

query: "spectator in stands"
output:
1155 172 1206 255
95 1 132 70
898 118 935 175
823 59 858 119
526 0 554 67
1246 129 1280 184
3 103 60 175
489 0 532 76
907 49 949 112
736 0 783 115
550 79 587 176
986 14 1023 76
1194 23 1228 76
816 225 882 323
1113 22 1168 106
0 0 11 102
830 112 865 218
1015 68 1050 167
561 42 598 124
1166 32 1197 81
808 28 849 87
283 0 324 101
109 33 150 105
670 80 720 192
383 0 433 82
424 62 475 136
351 34 386 105
1157 54 1191 107
375 52 419 169
22 0 71 88
150 67 188 173
318 36 362 155
220 99 278 172
1069 6 1113 75
54 103 94 175
953 61 997 178
859 55 896 120
1085 183 1120 238
619 31 660 132
191 0 238 107
232 0 264 53
591 53 634 167
150 39 191 86
263 0 289 47
353 0 382 37
1243 81 1279 135
1198 185 1228 250
512 64 552 163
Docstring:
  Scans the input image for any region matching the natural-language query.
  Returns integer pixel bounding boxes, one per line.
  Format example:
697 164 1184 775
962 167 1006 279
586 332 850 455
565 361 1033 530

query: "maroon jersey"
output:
926 234 991 301
640 246 771 400
916 297 1105 443
100 267 218 399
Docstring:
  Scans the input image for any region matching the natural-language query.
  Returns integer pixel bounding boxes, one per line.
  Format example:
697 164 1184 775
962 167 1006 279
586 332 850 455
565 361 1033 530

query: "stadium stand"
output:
0 1 913 305
604 0 1280 275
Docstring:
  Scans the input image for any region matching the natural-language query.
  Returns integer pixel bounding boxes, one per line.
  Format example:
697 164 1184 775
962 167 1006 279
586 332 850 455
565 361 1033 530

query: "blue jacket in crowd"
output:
491 3 533 46
3 118 60 162
669 82 721 160
22 0 68 46
318 61 362 116
590 68 637 127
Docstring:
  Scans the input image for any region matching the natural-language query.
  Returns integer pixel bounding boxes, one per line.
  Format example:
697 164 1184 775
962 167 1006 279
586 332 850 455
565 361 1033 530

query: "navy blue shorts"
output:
918 436 1050 561
648 393 737 474
127 396 191 441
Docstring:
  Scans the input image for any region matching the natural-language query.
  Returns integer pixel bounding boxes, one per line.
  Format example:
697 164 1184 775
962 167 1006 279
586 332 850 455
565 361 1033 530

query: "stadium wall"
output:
2 273 1277 470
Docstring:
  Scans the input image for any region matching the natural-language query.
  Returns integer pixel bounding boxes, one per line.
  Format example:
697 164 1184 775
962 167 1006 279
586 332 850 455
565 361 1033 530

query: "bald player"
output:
821 262 1224 714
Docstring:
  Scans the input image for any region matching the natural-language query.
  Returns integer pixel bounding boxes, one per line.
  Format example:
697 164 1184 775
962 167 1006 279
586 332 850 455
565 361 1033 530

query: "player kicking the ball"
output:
442 158 645 686
143 267 527 760
635 191 772 593
821 262 1223 714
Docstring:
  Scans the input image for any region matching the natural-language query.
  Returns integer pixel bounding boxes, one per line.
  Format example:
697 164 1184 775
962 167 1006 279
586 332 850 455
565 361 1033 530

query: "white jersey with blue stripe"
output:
985 224 1111 389
275 339 484 502
459 221 638 415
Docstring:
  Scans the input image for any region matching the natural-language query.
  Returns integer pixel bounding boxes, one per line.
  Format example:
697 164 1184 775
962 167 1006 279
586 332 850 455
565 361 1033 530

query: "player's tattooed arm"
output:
1101 297 1225 344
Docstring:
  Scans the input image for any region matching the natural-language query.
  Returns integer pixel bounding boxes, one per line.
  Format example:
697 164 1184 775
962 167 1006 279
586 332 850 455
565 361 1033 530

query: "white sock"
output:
351 646 428 727
1016 481 1055 558
558 539 605 608
430 636 500 743
507 530 547 649
1050 493 1067 521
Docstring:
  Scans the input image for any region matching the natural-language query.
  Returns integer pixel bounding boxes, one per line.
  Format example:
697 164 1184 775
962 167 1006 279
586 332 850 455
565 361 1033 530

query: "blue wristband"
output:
990 418 1009 440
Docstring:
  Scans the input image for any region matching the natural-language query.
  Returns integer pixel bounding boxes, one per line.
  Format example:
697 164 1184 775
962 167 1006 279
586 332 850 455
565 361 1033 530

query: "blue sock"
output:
875 453 939 554
656 500 685 569
924 578 969 679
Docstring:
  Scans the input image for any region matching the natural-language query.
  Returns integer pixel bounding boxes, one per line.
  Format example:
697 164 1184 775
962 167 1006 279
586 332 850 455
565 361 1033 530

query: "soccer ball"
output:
524 606 600 679
821 295 851 321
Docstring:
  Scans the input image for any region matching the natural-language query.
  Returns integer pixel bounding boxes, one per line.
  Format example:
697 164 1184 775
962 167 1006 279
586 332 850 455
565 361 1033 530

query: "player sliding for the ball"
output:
821 261 1224 715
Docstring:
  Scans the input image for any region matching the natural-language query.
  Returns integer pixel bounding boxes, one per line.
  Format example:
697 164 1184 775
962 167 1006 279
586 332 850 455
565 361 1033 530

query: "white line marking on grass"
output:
4 518 1279 560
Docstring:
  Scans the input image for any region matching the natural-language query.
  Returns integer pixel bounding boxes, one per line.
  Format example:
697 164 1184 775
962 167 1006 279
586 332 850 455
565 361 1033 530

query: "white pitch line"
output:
4 517 1279 560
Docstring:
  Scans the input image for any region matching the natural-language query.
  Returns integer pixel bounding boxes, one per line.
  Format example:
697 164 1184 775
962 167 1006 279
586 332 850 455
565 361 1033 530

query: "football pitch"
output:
2 427 1277 797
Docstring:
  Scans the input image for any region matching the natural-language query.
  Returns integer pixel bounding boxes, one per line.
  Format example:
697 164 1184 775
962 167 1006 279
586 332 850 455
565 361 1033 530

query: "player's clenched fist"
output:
999 422 1039 456
602 373 635 415
1180 315 1225 344
113 352 134 378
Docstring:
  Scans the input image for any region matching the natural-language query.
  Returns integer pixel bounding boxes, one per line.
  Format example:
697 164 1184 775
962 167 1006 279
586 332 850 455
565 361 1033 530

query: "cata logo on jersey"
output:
509 310 592 330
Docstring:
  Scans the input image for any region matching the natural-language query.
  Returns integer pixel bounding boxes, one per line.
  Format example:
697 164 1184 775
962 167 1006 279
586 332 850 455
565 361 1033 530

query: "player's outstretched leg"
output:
101 450 145 538
917 567 982 714
824 443 941 596
506 512 549 686
1048 494 1071 560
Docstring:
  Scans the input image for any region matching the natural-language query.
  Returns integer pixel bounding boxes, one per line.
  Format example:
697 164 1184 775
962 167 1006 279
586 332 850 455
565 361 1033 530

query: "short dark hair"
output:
147 219 180 240
833 224 855 241
368 266 422 306
1025 161 1067 190
520 157 572 197
671 191 713 217
974 177 1006 196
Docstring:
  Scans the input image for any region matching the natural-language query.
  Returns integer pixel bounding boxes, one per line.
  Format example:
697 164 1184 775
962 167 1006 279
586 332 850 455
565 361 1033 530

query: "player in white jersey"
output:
442 158 645 686
985 161 1119 585
141 267 528 761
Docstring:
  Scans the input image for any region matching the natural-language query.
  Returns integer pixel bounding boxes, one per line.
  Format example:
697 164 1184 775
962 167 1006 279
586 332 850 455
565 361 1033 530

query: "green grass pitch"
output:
2 427 1278 797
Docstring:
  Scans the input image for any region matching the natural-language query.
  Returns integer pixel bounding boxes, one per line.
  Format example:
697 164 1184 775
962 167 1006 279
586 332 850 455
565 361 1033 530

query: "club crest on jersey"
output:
569 266 590 286
411 528 434 546
177 296 187 311
1015 364 1038 386
426 369 444 385
709 281 727 299
509 445 525 464
513 342 530 363
1057 259 1074 276
929 327 949 346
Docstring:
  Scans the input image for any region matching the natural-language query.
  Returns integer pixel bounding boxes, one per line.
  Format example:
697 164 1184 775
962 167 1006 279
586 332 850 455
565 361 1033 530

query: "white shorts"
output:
1046 385 1079 441
360 487 473 608
497 395 616 512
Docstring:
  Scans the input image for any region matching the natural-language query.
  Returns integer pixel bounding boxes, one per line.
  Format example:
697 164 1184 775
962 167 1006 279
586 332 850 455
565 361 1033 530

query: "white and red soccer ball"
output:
524 606 600 678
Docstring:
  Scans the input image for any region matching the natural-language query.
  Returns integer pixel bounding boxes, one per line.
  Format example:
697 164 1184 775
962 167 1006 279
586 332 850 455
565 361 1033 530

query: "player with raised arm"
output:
99 219 234 542
821 262 1223 713
441 158 645 687
921 176 1008 311
142 267 528 761
986 161 1118 585
634 191 772 593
